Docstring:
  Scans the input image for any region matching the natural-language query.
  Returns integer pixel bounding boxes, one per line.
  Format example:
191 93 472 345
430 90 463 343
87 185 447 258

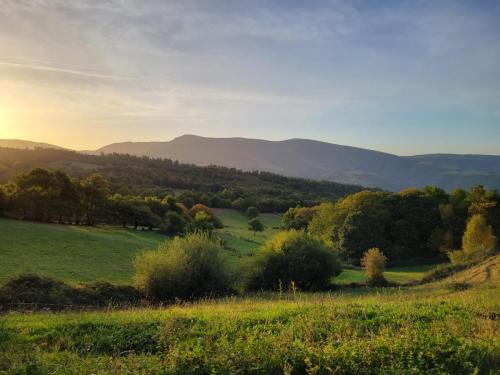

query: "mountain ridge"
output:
2 135 500 191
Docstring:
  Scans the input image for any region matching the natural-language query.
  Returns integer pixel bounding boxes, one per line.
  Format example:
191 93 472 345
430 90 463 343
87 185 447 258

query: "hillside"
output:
445 255 500 286
3 135 500 191
0 147 363 209
0 139 64 150
96 135 500 191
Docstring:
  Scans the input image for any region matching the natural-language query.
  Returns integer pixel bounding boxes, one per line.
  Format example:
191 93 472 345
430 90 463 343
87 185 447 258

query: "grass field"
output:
1 277 498 374
0 211 281 285
0 218 164 284
215 209 282 267
335 264 441 285
0 213 441 286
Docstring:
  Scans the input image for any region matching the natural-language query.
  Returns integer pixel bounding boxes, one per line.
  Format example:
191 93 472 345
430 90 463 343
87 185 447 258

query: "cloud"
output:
0 0 499 152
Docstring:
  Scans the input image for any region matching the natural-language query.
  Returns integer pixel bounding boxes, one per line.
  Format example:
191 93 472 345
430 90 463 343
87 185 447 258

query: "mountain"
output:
0 139 64 150
96 135 500 191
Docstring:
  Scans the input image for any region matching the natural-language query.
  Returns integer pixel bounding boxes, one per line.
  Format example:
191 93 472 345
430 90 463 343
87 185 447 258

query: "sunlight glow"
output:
0 107 12 138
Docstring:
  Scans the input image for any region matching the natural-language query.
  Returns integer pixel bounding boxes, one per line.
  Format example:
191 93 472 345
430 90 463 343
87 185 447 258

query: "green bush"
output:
246 206 259 219
245 230 341 291
0 275 143 310
248 218 264 234
161 211 187 235
134 233 231 301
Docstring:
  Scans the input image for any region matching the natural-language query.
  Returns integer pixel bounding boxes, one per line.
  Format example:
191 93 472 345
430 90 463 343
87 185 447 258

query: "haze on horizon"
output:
0 0 499 155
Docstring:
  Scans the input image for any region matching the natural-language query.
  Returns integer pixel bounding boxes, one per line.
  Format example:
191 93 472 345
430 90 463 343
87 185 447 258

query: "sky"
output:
0 0 499 155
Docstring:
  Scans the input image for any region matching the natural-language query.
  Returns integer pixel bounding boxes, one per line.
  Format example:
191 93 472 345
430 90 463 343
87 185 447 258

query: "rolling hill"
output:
3 135 500 191
96 135 500 191
0 139 64 150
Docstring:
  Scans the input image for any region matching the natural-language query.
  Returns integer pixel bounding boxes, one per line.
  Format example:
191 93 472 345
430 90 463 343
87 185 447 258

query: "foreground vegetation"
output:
1 276 498 374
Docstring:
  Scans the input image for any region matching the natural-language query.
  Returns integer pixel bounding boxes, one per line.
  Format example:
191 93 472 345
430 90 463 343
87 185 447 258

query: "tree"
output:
246 230 341 291
248 218 264 235
246 206 259 219
162 211 187 236
449 214 497 264
133 233 230 301
463 214 497 253
361 248 387 286
309 192 391 263
282 206 316 230
188 211 215 233
188 204 222 230
81 174 109 226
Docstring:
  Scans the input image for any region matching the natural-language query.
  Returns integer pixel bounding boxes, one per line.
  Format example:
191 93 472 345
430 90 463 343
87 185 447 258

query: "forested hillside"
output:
0 147 363 212
96 135 500 191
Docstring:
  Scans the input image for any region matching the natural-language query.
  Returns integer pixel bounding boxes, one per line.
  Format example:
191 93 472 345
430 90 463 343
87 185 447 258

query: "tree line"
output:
0 147 363 213
0 168 222 234
283 186 500 264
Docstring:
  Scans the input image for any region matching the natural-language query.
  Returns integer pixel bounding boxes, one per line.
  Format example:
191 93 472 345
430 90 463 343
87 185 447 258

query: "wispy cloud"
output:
0 0 499 153
0 61 133 80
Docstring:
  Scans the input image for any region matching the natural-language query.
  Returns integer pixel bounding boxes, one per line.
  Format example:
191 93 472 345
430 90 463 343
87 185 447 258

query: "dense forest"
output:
283 186 500 264
0 147 363 212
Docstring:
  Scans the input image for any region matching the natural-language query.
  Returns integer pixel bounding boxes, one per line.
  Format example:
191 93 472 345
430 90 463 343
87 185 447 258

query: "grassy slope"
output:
1 279 498 373
215 209 282 267
0 212 440 285
0 218 163 284
336 264 441 285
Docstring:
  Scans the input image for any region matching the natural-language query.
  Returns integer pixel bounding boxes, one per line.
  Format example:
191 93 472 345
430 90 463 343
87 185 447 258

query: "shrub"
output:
134 233 231 301
188 204 214 218
282 206 316 230
449 214 498 265
187 205 223 232
0 275 143 309
83 282 143 306
188 211 215 233
246 230 341 291
162 211 187 235
361 248 388 286
248 218 264 234
0 274 76 307
246 206 259 219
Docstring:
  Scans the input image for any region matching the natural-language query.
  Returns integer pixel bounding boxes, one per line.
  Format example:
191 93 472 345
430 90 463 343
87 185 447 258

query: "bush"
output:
282 206 316 230
248 218 264 234
162 211 187 235
246 206 259 219
134 233 231 301
0 275 143 310
448 214 497 265
246 230 341 291
361 248 388 286
188 204 214 218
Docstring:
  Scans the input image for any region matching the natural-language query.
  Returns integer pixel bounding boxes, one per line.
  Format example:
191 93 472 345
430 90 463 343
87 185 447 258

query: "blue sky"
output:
0 0 499 154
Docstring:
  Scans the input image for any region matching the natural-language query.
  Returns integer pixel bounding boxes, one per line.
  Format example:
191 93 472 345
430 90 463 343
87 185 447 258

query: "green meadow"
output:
0 213 437 286
1 278 498 374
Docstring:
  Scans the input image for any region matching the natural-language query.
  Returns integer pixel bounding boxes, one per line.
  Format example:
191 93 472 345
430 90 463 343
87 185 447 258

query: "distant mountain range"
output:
2 135 500 191
0 139 65 150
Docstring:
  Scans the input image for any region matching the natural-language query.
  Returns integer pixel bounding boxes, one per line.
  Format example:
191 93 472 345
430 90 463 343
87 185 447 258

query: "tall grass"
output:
1 284 498 374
